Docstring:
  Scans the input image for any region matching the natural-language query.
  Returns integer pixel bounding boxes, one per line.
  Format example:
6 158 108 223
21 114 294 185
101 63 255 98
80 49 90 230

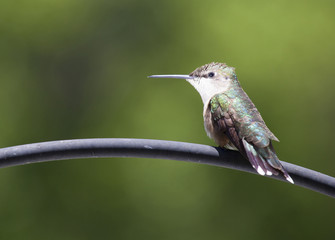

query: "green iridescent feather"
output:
208 73 294 181
210 76 279 148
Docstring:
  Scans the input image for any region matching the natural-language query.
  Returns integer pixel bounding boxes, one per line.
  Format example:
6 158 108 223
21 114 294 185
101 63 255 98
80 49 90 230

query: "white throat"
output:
187 78 231 106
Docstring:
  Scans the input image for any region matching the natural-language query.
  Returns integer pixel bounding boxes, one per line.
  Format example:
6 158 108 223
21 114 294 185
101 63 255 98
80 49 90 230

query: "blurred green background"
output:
0 0 334 239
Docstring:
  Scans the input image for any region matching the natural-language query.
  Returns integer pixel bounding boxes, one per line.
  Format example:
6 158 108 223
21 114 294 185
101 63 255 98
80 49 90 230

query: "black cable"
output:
0 138 334 198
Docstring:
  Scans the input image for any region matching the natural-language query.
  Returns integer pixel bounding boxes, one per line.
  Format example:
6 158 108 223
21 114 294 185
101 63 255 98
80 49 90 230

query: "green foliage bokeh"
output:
0 0 334 239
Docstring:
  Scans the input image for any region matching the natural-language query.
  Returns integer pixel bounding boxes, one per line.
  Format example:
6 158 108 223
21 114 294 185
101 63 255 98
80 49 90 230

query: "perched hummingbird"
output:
149 62 293 184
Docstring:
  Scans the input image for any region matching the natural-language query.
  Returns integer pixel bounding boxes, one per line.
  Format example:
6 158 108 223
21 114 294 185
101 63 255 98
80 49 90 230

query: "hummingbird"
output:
149 62 294 184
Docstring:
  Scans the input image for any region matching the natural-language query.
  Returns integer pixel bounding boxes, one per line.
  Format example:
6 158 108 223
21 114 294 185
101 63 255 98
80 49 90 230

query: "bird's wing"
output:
210 93 281 177
210 94 245 153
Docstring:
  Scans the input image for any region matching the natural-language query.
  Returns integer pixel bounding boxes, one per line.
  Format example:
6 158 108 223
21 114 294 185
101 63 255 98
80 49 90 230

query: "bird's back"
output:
212 85 278 149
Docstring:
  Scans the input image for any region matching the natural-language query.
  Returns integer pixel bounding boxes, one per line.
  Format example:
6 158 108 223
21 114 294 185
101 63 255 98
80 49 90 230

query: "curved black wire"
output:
0 138 334 198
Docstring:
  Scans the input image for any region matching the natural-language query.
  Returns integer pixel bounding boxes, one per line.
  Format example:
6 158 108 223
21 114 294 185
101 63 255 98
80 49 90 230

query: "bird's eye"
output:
208 72 215 78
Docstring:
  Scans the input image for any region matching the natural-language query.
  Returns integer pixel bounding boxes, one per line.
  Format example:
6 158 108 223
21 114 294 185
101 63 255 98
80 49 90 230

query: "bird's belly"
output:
203 107 229 147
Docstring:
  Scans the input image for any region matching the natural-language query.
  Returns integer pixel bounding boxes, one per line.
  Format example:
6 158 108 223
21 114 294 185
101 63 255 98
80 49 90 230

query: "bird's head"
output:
149 62 238 104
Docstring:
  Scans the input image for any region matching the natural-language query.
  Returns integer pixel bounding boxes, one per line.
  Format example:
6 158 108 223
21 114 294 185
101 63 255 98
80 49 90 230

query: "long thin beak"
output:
148 74 193 79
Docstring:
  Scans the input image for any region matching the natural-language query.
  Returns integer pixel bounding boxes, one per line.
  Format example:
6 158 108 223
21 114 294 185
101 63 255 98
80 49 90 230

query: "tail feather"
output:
280 168 294 184
242 139 294 184
242 139 265 175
